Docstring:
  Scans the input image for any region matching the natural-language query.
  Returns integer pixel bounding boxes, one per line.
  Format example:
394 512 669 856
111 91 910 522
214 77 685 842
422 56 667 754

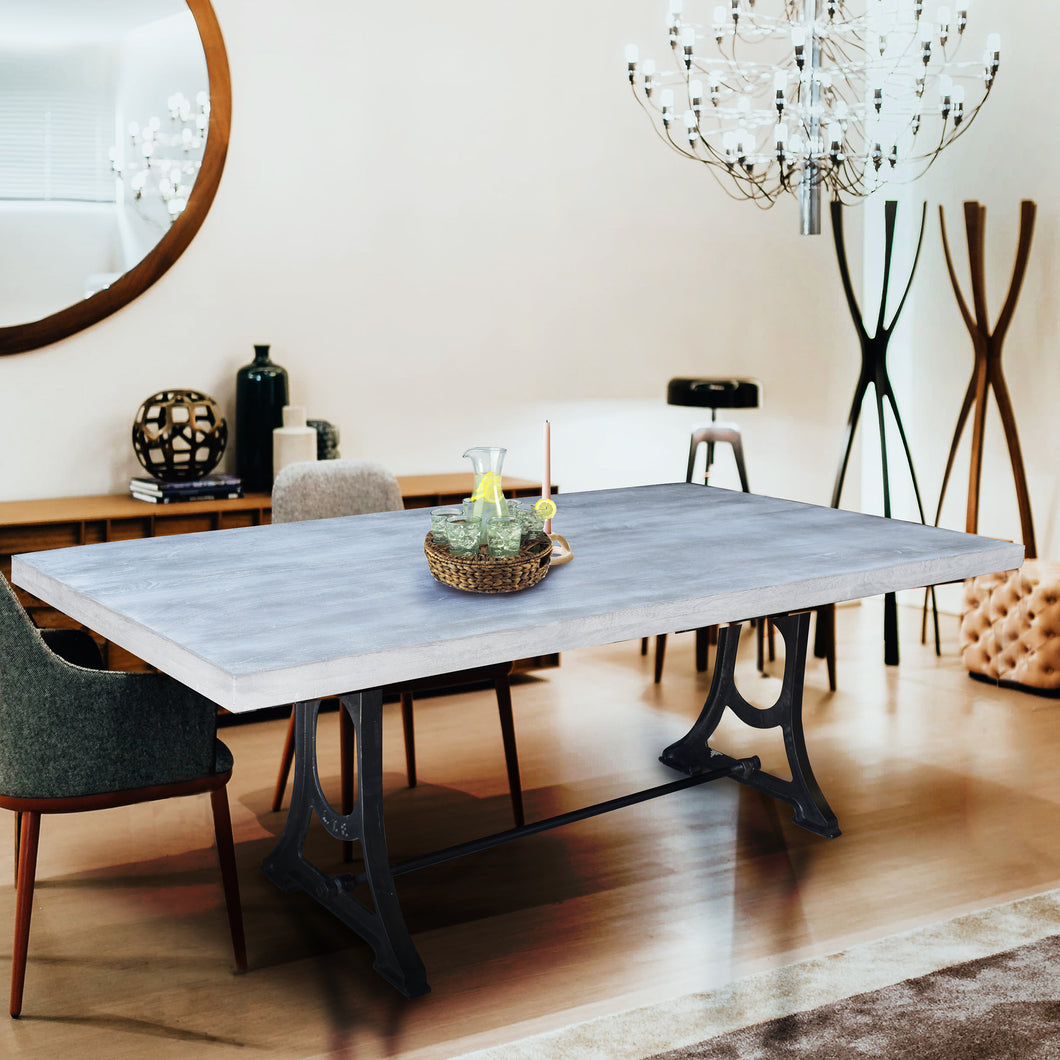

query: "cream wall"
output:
5 0 1047 584
0 0 854 506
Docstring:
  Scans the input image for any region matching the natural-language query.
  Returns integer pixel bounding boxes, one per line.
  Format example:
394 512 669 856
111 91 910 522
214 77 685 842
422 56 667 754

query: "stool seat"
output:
667 378 761 410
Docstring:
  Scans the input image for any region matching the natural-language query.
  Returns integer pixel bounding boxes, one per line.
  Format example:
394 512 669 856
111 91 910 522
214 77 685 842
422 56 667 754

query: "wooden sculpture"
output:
932 200 1037 556
820 199 938 668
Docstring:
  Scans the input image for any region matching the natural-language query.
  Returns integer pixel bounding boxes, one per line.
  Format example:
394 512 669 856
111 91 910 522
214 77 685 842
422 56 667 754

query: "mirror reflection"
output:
0 1 210 328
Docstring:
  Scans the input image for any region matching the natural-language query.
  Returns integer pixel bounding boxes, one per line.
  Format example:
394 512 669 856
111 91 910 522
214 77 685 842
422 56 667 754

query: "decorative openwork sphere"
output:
131 389 228 481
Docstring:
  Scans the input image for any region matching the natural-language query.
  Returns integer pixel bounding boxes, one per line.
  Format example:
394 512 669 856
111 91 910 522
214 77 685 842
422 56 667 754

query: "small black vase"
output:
235 345 289 492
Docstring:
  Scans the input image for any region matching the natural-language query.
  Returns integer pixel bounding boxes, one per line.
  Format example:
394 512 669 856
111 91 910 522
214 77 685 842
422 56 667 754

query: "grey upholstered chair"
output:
0 575 246 1018
270 459 525 832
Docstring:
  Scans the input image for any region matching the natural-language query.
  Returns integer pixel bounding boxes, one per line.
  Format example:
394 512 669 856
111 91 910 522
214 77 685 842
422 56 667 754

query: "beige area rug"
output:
449 888 1060 1060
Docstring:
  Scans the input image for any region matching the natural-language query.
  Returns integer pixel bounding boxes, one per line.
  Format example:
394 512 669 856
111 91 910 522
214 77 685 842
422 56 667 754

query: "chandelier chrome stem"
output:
799 0 822 235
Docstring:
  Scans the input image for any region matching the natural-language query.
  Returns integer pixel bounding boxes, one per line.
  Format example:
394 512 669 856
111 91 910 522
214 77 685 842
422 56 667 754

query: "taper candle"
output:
543 419 552 534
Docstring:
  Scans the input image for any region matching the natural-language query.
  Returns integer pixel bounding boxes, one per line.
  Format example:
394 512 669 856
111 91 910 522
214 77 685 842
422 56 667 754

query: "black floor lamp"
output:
932 200 1037 554
919 200 1038 643
816 199 939 668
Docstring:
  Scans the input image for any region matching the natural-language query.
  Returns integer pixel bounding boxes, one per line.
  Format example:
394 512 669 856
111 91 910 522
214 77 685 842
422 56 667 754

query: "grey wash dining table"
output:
12 482 1022 997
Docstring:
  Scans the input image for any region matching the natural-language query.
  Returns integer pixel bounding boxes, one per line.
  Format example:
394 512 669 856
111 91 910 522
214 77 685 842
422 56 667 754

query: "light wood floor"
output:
2 601 1059 1058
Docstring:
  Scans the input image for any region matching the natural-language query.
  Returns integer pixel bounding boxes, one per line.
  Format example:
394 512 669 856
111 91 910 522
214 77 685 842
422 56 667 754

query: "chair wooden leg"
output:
209 787 248 972
271 709 297 812
640 637 648 655
10 811 39 1018
493 674 525 828
12 812 20 888
340 704 355 863
400 692 417 789
653 633 667 684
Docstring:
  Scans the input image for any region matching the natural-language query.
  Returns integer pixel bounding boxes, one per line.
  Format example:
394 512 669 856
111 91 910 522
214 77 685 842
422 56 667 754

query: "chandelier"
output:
109 91 210 224
625 0 1000 233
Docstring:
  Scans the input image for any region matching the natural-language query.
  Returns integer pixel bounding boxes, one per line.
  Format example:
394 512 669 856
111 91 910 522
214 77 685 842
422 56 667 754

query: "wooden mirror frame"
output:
0 0 231 357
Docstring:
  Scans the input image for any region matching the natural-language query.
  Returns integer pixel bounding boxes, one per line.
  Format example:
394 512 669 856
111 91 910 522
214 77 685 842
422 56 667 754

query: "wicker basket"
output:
424 532 552 593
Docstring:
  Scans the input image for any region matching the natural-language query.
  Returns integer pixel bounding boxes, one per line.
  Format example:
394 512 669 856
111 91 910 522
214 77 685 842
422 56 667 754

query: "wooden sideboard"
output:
0 474 554 673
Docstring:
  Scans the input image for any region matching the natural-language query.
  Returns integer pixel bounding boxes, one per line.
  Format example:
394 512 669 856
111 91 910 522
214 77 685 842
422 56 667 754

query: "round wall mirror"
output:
0 0 230 356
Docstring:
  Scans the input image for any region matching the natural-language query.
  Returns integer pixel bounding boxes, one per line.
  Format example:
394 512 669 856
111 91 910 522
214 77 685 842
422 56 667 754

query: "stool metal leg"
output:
688 425 750 492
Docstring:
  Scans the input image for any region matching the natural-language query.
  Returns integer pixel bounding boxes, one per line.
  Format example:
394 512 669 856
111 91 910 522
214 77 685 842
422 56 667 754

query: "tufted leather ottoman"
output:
961 559 1060 695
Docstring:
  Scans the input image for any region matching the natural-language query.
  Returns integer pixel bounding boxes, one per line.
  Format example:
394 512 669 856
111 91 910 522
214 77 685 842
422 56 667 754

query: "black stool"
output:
647 377 834 690
668 378 760 488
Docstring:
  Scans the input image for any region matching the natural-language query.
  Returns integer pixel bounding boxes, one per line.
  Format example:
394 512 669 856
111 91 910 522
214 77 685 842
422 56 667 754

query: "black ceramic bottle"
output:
235 345 289 492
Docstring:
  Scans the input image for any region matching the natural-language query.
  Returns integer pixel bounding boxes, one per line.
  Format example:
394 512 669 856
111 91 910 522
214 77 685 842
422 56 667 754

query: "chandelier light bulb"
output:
641 57 657 97
952 82 965 124
660 87 675 124
713 5 727 41
920 26 933 63
625 0 1001 233
681 25 696 57
937 7 951 45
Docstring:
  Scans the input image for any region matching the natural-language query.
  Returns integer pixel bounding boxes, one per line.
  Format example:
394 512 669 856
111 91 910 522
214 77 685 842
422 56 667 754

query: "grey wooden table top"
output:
12 483 1022 713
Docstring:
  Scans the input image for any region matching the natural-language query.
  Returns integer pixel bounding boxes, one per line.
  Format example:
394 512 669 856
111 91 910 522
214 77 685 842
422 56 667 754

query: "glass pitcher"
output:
464 446 508 542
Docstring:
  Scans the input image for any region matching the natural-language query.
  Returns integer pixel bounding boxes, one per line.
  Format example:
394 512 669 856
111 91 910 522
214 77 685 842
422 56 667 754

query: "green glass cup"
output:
430 507 463 544
446 516 483 556
520 507 545 539
487 515 522 558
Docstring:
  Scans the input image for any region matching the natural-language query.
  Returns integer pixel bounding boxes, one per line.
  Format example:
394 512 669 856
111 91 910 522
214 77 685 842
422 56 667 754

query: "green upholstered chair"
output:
0 575 246 1018
269 459 525 834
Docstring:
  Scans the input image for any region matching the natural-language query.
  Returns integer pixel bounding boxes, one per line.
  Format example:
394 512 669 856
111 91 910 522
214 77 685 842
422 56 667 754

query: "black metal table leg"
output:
263 623 837 997
661 613 840 839
261 691 429 997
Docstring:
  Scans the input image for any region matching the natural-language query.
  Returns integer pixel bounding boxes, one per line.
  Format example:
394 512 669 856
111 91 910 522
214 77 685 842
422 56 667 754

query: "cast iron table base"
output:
261 611 838 997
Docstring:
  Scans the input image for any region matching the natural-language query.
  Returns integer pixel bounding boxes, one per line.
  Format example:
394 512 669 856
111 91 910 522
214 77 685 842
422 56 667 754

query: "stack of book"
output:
129 473 244 504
